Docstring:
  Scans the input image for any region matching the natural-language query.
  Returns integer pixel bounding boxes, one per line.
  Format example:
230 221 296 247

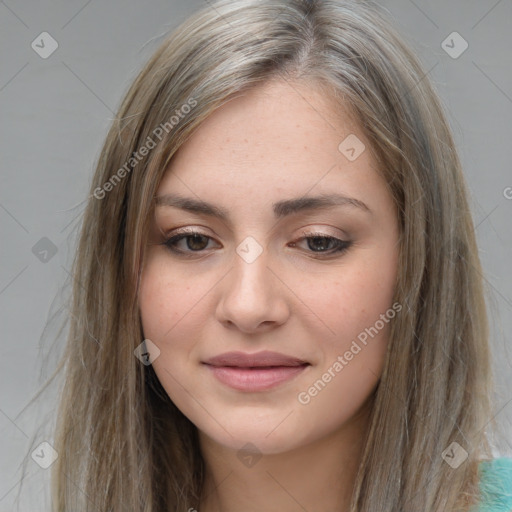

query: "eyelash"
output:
161 228 352 259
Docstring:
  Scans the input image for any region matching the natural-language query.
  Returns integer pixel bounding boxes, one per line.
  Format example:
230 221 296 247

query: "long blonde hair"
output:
27 0 497 510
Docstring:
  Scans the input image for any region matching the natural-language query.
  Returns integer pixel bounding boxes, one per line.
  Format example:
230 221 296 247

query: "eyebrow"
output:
154 192 371 220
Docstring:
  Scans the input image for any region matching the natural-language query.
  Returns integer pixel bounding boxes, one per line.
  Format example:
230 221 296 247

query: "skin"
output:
138 78 400 512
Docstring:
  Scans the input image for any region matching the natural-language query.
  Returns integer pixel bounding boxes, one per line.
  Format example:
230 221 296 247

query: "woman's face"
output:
139 79 400 454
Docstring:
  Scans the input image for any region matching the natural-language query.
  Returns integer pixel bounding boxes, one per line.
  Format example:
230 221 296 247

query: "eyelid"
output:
298 227 347 239
160 225 217 242
165 226 211 236
162 226 347 242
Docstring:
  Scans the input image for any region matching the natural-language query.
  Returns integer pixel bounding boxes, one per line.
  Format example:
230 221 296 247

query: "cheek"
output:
292 251 398 341
138 270 172 343
138 261 201 406
294 268 397 439
138 257 204 343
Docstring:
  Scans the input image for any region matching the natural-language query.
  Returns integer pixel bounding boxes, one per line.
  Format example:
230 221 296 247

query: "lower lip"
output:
204 364 309 391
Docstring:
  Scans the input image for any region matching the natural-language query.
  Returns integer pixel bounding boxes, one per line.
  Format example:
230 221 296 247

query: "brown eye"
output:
306 236 339 252
163 230 217 255
289 232 352 257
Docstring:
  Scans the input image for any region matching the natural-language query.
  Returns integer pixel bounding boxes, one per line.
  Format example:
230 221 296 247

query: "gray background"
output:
0 0 511 510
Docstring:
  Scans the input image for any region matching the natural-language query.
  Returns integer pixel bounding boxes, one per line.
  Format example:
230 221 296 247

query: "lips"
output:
204 350 308 368
203 351 310 391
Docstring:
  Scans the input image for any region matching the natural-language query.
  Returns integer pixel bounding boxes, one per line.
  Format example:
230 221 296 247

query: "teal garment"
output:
472 457 512 512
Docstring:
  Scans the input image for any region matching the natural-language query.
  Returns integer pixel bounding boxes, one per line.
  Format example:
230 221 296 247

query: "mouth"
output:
204 350 309 367
202 351 311 391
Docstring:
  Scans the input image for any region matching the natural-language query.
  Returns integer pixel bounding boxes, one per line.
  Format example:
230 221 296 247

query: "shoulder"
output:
473 457 512 512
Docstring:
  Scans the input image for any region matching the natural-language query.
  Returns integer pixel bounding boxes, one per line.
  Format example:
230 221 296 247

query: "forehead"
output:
171 79 358 162
156 79 389 217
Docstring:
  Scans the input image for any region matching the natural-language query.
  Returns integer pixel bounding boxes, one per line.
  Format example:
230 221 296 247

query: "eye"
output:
289 231 352 257
161 228 352 258
162 228 218 255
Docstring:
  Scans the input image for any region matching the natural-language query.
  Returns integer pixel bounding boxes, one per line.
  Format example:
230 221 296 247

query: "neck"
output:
197 405 371 512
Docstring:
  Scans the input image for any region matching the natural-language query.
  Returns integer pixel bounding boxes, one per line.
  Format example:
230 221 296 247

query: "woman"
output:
45 0 512 510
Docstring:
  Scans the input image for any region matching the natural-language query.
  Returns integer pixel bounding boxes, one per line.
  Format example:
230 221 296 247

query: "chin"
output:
196 410 313 456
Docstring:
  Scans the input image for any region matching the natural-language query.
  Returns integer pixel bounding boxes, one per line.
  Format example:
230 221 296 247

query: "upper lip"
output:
203 350 309 368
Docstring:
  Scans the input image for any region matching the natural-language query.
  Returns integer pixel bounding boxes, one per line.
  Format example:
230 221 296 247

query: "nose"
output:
215 247 290 333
